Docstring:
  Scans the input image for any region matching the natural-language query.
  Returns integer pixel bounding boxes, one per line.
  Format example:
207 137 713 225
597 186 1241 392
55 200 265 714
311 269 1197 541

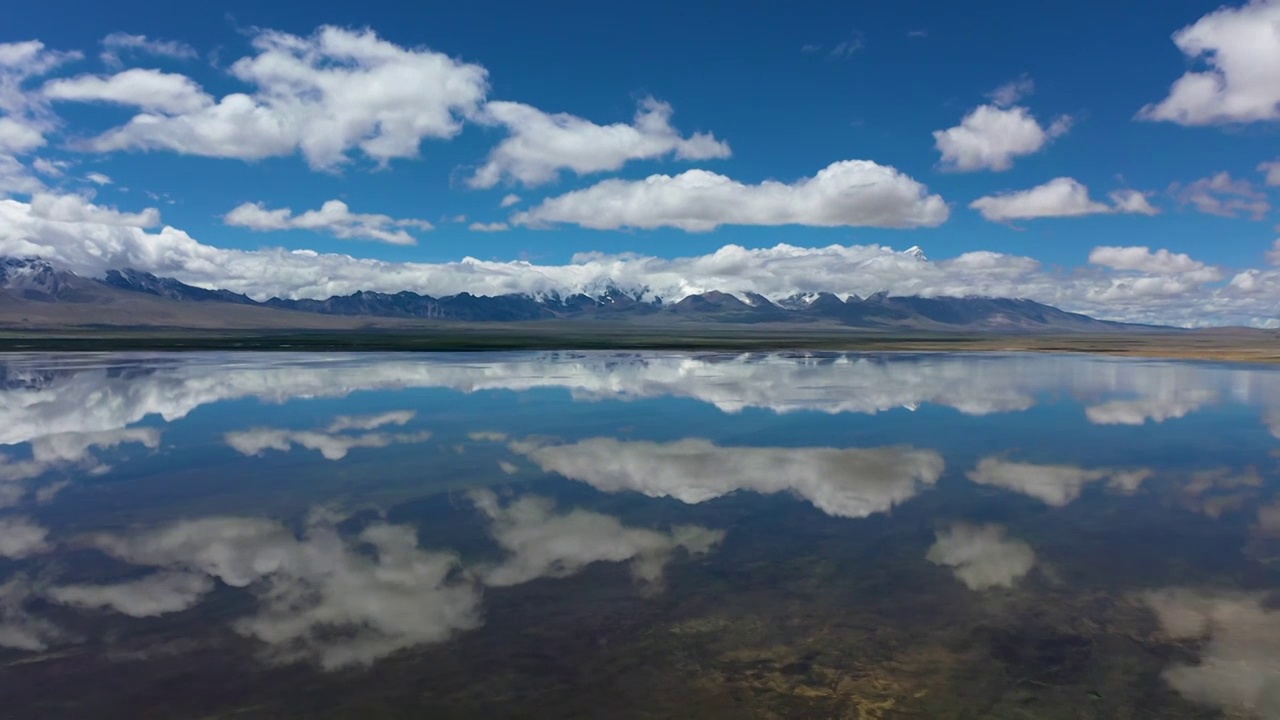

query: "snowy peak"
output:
0 257 79 300
902 246 928 261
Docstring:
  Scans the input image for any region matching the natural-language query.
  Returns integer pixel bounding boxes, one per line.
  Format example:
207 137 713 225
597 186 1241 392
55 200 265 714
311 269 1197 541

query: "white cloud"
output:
987 76 1035 108
1139 0 1280 125
512 160 949 231
1144 588 1280 717
1261 159 1280 186
469 489 724 587
29 192 159 227
1107 189 1161 215
926 523 1035 590
44 68 211 114
967 457 1151 506
0 117 44 154
84 171 111 186
224 199 432 245
468 221 508 232
73 27 488 170
0 40 82 194
516 438 945 519
499 193 521 208
933 104 1070 172
971 178 1156 222
100 33 197 68
1088 246 1213 274
468 97 730 188
49 571 213 617
30 158 67 177
0 188 1269 324
1171 172 1270 220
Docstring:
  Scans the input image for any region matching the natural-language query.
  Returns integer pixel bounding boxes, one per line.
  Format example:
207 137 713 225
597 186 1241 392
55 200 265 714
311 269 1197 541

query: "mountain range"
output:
0 256 1152 333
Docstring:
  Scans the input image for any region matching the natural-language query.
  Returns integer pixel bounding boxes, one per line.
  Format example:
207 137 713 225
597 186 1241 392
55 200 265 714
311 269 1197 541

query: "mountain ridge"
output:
0 256 1162 333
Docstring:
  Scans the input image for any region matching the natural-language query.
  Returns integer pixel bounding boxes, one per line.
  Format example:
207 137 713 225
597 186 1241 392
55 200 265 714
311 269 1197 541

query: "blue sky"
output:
1 0 1279 325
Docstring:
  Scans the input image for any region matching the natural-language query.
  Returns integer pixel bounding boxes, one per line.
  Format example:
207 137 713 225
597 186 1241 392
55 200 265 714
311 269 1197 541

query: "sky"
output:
0 0 1279 326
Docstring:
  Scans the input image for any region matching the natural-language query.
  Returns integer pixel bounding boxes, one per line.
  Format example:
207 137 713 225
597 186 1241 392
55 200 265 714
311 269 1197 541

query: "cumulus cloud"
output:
224 199 433 245
29 192 159 227
933 104 1070 172
511 160 949 231
49 571 213 617
1170 172 1270 220
1108 189 1161 215
468 97 730 188
499 194 521 208
71 26 488 170
44 68 210 114
0 40 82 193
1261 159 1280 186
468 221 508 232
1144 588 1280 718
224 413 430 460
1139 0 1280 125
84 171 111 185
0 194 1266 325
84 512 482 668
469 489 724 587
967 457 1152 506
987 76 1035 108
926 523 1035 590
515 437 945 519
971 178 1159 222
1088 246 1217 275
99 33 197 67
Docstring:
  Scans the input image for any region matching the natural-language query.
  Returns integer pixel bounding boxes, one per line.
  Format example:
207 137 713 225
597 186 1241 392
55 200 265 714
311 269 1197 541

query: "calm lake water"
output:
1 351 1279 718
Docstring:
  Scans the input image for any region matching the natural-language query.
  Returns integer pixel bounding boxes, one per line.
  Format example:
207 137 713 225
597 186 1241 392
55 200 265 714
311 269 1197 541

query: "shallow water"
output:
0 350 1278 718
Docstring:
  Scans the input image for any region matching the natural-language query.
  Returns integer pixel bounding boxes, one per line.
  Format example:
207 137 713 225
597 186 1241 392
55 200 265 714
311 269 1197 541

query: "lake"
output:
0 350 1277 718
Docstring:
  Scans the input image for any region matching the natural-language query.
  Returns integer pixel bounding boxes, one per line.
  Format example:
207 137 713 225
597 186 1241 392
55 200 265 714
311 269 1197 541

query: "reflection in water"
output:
469 489 724 587
225 411 432 460
51 571 215 618
77 510 484 669
967 457 1152 506
0 575 64 651
4 351 1280 445
0 351 1278 716
926 523 1036 590
516 437 944 519
0 515 51 559
1145 589 1280 719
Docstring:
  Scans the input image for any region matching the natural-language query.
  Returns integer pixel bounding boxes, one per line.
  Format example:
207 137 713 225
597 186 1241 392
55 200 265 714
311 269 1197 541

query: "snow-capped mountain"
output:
0 256 1150 332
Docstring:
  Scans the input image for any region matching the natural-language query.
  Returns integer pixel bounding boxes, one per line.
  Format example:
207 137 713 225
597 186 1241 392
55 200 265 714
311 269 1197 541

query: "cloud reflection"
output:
470 489 724 587
967 457 1152 506
1145 588 1280 719
224 411 431 461
926 522 1035 590
8 352 1280 459
42 492 725 669
517 437 945 518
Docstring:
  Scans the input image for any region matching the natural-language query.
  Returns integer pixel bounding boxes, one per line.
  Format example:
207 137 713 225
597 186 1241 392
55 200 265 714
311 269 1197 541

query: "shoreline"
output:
1 328 1278 363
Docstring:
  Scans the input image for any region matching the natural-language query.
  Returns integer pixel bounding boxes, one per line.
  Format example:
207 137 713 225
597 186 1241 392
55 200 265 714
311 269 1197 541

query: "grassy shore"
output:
1 325 1278 362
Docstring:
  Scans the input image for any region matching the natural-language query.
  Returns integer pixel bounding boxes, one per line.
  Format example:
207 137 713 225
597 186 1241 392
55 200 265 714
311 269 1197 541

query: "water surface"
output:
1 351 1278 718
